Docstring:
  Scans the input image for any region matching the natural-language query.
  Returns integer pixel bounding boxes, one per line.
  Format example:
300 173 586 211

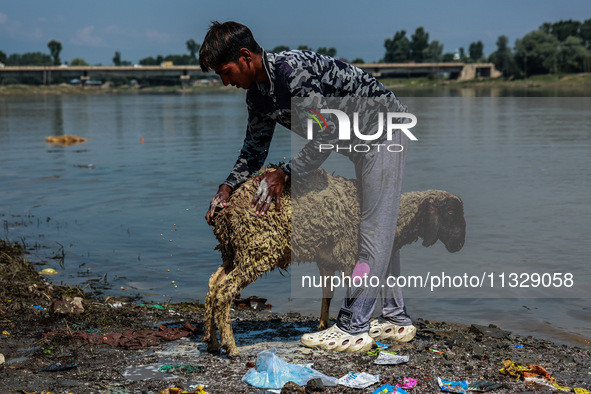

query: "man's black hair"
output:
199 21 262 72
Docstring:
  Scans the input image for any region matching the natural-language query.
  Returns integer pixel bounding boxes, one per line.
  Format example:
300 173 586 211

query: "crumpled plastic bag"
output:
373 352 409 365
339 371 380 389
438 377 468 393
160 386 209 394
500 359 590 393
242 349 338 389
396 378 417 390
372 382 410 393
159 386 208 394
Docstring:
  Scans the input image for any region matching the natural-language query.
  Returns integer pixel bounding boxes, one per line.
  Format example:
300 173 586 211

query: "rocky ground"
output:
1 239 590 394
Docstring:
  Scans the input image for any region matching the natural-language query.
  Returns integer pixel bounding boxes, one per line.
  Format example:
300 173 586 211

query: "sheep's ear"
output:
422 199 439 247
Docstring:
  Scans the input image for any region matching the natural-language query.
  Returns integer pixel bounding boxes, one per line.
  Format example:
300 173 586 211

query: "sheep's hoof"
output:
225 346 241 358
318 320 330 330
206 340 222 353
203 331 211 342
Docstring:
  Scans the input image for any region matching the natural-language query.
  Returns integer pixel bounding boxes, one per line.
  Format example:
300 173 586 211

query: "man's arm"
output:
205 184 232 224
222 105 276 190
250 166 289 215
205 104 275 223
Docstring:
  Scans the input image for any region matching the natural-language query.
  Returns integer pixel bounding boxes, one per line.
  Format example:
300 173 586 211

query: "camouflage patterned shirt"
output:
223 50 407 189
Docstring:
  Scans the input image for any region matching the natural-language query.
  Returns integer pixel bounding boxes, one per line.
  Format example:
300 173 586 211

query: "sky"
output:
1 0 590 65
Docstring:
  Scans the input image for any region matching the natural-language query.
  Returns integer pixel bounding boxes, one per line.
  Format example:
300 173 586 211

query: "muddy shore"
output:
1 240 589 394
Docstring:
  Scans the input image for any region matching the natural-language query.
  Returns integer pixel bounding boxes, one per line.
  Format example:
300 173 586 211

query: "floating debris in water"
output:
45 135 86 146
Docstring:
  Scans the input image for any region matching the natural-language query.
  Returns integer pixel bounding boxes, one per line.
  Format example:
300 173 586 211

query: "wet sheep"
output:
205 168 466 356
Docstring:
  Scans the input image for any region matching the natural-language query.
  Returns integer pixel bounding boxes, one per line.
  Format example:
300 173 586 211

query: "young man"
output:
200 21 416 352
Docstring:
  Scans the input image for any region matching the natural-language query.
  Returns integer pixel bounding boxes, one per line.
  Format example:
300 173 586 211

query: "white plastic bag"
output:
338 371 380 389
242 348 338 389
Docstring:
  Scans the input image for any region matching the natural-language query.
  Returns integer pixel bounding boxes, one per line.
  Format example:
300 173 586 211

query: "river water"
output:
1 87 589 346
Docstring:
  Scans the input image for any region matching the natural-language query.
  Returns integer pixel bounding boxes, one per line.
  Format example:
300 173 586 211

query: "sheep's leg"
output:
318 266 335 330
213 271 244 357
214 265 266 357
204 266 226 353
212 288 238 356
319 297 333 330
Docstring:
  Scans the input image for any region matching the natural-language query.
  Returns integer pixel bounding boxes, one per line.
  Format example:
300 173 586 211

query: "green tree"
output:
139 56 159 66
548 20 581 42
515 30 559 76
458 47 466 61
350 57 365 64
186 38 200 62
384 30 410 62
580 18 591 48
297 45 310 50
489 35 518 77
70 58 89 66
410 27 429 62
47 40 62 65
0 50 6 64
163 54 193 65
557 36 589 72
424 40 443 62
113 51 122 66
7 52 52 66
317 47 337 57
441 53 455 62
468 40 484 62
112 51 132 66
271 45 290 53
540 22 552 35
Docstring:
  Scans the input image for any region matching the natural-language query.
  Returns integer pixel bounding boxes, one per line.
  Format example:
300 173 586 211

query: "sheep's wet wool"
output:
204 167 466 356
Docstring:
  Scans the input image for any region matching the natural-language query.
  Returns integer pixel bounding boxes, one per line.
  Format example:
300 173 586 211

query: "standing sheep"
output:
205 168 465 356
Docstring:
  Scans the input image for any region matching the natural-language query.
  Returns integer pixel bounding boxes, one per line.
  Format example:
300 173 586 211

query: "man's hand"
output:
251 168 289 215
205 184 232 224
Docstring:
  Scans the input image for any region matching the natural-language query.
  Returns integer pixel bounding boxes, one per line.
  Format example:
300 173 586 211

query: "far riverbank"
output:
1 73 590 96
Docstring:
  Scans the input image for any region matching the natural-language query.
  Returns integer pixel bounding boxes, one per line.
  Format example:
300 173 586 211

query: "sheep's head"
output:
421 193 466 253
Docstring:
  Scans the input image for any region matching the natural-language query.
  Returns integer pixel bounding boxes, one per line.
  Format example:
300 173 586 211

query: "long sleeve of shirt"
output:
222 50 407 188
222 103 276 190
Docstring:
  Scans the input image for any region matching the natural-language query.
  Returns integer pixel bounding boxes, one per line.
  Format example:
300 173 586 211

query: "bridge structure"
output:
0 62 501 85
360 62 502 80
0 65 213 85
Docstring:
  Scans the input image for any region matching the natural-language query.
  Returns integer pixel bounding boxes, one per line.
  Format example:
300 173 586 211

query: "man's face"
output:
214 54 255 89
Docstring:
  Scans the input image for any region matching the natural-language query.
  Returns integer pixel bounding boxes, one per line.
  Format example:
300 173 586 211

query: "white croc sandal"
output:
301 324 375 353
369 316 416 343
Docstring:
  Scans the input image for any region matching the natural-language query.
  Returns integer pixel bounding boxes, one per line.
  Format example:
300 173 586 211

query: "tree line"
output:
1 19 589 78
0 39 201 68
268 19 591 78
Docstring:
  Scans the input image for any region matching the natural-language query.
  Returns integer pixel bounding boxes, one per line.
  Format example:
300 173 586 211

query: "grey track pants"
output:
336 130 412 333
